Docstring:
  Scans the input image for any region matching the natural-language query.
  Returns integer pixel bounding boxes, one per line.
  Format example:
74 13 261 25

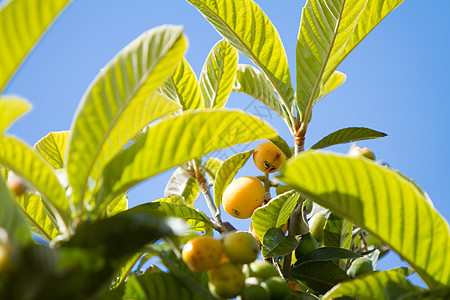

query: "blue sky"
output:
3 0 450 288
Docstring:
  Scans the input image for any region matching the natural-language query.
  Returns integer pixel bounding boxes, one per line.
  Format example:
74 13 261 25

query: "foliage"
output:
0 0 448 299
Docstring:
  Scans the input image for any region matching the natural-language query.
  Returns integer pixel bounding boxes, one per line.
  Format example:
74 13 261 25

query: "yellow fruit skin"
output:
209 262 245 299
222 231 259 264
222 176 264 219
253 142 284 173
181 237 223 271
6 177 26 197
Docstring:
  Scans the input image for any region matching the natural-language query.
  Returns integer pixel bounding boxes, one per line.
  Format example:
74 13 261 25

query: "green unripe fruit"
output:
209 262 245 299
261 277 290 300
294 233 319 260
243 260 279 280
222 231 259 264
241 284 271 300
275 185 292 195
309 213 326 243
347 257 374 278
348 146 376 161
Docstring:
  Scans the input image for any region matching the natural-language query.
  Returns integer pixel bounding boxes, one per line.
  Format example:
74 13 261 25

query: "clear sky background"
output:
3 0 450 288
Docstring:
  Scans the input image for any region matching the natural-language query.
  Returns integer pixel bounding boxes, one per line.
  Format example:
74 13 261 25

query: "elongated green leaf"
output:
165 168 201 206
323 212 352 250
200 40 238 108
106 194 128 217
311 127 387 150
160 58 204 110
113 252 143 288
252 190 299 241
278 152 450 287
98 109 276 206
187 0 295 109
16 193 60 242
315 71 347 104
262 228 297 258
323 270 418 300
295 247 360 266
0 96 31 132
398 287 450 300
291 260 350 294
0 0 72 92
296 0 404 123
127 202 213 237
154 195 185 205
0 135 69 227
233 64 286 121
203 157 223 183
67 26 185 210
269 135 292 159
124 271 195 300
0 174 32 245
213 149 253 209
34 131 69 169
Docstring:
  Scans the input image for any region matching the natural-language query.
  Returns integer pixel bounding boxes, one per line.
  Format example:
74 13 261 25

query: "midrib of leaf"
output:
18 204 53 242
199 3 293 117
77 39 181 205
302 0 347 124
209 60 224 108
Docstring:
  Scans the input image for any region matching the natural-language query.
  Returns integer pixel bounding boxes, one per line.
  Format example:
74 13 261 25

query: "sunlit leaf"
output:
0 96 31 132
165 168 201 206
0 0 72 92
252 190 299 241
67 25 185 210
311 127 387 150
160 58 204 110
98 109 276 206
0 174 32 245
187 0 295 110
16 193 60 242
315 71 347 103
0 135 70 228
233 64 286 121
106 194 128 217
154 195 185 205
127 202 213 237
200 39 238 108
323 270 418 300
296 0 404 122
113 252 143 288
278 152 450 287
213 149 253 209
203 157 223 183
34 131 69 169
269 135 292 159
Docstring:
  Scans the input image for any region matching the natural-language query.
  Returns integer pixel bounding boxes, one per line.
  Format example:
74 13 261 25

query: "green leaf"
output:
310 127 387 150
0 174 32 245
278 152 450 287
16 193 60 242
0 0 72 92
261 228 298 258
0 96 31 132
296 0 404 123
323 270 418 300
398 287 450 300
323 212 352 250
106 194 128 217
269 135 292 159
233 64 287 121
290 260 350 294
98 109 276 206
154 195 186 205
315 70 347 103
200 40 238 108
295 247 360 266
127 202 213 237
187 0 295 110
160 58 204 110
213 149 253 209
165 168 201 206
0 135 70 229
124 271 195 300
34 131 69 169
66 25 185 210
113 252 143 288
203 157 223 183
252 190 299 241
